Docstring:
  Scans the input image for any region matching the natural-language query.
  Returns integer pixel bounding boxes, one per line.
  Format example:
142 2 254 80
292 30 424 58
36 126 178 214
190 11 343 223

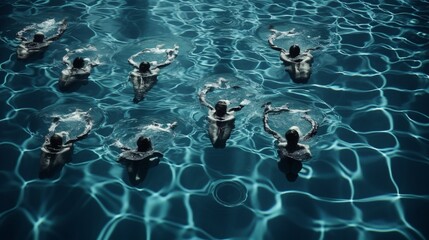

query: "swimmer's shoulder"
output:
208 113 235 122
24 41 49 50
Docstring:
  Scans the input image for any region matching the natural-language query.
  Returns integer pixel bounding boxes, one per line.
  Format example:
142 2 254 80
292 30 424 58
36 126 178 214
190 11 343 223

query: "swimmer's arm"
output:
115 140 131 151
45 116 61 141
150 151 163 159
198 86 215 110
268 32 283 52
263 110 284 142
62 51 72 66
47 19 67 42
305 46 322 53
87 57 100 68
167 121 178 130
263 102 289 115
280 52 292 63
64 115 93 144
229 99 250 112
155 45 179 69
128 52 141 69
302 145 312 159
301 113 318 141
16 25 34 41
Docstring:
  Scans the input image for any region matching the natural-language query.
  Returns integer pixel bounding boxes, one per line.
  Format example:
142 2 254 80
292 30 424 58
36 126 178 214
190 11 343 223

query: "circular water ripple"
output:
212 180 248 207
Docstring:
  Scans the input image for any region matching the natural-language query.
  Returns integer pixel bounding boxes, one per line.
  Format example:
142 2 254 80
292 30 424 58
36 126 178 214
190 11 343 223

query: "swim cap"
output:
139 62 151 73
215 101 228 115
137 136 152 151
73 57 85 69
285 128 299 145
33 32 45 43
50 134 63 147
289 44 300 58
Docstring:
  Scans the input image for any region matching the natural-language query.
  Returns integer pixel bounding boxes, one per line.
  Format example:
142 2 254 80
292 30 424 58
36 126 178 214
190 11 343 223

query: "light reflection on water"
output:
0 0 428 239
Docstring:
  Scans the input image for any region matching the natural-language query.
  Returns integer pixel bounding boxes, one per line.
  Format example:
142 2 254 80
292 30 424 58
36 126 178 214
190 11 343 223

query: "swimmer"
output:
128 45 179 103
59 47 100 91
199 78 250 148
16 19 67 60
262 102 318 181
117 136 166 185
39 113 93 179
268 28 320 83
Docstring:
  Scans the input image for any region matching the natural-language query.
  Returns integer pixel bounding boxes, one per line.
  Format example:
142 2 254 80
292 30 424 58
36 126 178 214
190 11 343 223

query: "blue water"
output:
1 0 429 239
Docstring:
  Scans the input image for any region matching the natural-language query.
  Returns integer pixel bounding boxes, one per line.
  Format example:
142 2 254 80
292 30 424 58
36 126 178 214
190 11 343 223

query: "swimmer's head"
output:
285 128 300 146
137 136 152 152
33 32 45 43
139 61 151 73
49 134 63 148
72 57 85 69
289 44 300 58
215 100 228 116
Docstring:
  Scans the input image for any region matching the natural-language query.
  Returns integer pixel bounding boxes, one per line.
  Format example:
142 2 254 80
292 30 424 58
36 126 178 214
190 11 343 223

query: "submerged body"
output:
118 149 163 185
59 48 99 91
39 113 92 179
207 110 236 148
268 28 319 83
199 78 249 148
117 136 167 185
129 69 159 103
280 51 314 83
262 102 318 181
128 45 178 103
39 142 73 179
16 19 67 60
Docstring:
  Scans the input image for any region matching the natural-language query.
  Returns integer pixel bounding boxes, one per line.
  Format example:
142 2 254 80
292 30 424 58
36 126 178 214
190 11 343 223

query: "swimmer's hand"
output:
91 57 101 67
168 121 178 130
262 102 272 112
240 99 250 106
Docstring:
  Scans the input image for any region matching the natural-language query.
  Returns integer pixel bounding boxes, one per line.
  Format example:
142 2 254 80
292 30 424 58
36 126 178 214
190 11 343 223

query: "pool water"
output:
0 0 428 239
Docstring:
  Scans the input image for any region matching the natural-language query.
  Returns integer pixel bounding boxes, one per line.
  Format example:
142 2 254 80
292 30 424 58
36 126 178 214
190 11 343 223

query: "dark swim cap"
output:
33 32 45 43
73 57 85 69
50 134 63 147
285 128 299 145
215 101 228 116
139 62 151 73
289 44 300 58
137 136 152 151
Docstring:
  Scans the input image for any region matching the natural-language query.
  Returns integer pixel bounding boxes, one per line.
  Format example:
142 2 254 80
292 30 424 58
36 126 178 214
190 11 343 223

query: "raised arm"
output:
154 44 179 69
263 106 284 142
263 102 290 114
44 116 61 143
305 46 322 53
62 50 73 66
229 99 250 112
301 113 318 141
85 57 100 69
167 121 178 130
64 114 93 144
16 24 35 41
198 84 215 110
128 51 142 69
268 29 284 52
47 19 67 42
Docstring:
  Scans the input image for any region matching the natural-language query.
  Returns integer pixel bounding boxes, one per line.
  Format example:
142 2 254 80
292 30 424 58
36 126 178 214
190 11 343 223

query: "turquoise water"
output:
1 0 429 239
